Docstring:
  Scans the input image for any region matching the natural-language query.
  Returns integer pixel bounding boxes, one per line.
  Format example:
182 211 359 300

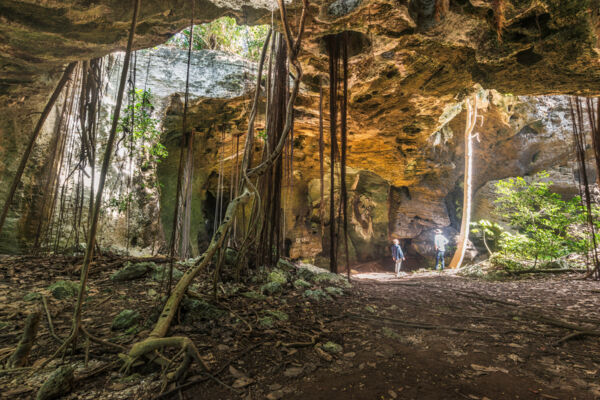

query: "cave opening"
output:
1 1 600 398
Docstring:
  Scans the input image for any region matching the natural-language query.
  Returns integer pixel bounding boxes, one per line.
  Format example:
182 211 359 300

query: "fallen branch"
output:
508 268 588 275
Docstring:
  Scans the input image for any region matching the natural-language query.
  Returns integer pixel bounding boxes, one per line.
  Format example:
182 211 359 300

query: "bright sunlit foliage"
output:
166 17 269 61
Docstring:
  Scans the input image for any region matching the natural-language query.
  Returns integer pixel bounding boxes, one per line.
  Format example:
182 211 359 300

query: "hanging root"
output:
434 0 450 21
492 0 505 42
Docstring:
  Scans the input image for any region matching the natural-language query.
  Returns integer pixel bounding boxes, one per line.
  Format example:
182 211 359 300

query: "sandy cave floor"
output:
0 255 599 400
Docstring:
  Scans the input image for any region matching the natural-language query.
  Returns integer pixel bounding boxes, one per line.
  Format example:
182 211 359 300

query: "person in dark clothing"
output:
391 239 405 277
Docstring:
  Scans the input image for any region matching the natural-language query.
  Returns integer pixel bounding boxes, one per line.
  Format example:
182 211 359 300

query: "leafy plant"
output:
118 88 167 167
470 219 504 255
166 17 269 62
493 171 600 266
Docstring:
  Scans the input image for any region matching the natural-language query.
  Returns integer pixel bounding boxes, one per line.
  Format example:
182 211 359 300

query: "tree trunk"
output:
449 94 478 269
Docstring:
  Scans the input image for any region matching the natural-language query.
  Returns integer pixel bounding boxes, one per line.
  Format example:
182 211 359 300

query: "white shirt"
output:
434 234 448 252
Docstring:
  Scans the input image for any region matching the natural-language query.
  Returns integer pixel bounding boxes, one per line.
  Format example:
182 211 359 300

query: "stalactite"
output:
492 0 505 43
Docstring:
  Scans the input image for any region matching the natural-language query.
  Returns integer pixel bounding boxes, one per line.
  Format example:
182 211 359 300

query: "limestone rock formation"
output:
1 0 599 264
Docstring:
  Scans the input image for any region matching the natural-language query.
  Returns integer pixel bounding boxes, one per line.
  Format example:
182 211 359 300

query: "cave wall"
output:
1 0 600 259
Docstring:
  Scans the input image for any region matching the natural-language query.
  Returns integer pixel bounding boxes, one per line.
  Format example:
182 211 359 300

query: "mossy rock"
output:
152 265 184 282
313 273 351 288
322 341 342 354
381 327 400 339
111 261 154 281
303 289 331 301
210 247 238 267
265 309 288 321
541 259 569 269
241 291 266 300
181 298 226 323
489 254 526 271
23 292 41 302
261 281 282 295
112 309 140 331
297 268 316 281
268 269 288 285
325 286 344 296
293 279 312 289
48 281 80 300
36 365 74 400
276 258 295 271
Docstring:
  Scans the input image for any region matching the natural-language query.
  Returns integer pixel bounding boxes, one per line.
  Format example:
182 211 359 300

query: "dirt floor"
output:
0 255 599 400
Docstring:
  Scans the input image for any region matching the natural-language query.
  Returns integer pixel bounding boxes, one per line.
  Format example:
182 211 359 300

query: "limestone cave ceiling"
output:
1 0 599 187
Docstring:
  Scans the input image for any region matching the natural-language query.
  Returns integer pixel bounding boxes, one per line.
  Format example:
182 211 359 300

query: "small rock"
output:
343 352 356 358
47 281 79 300
217 344 230 351
303 289 330 301
293 279 312 289
111 309 140 330
268 269 288 284
181 298 226 323
276 258 295 271
269 384 282 391
260 281 282 295
152 265 184 282
388 390 398 399
325 286 343 296
110 262 154 281
322 341 343 354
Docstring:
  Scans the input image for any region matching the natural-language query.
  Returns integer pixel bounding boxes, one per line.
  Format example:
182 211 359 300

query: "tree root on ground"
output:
41 295 62 344
6 310 40 368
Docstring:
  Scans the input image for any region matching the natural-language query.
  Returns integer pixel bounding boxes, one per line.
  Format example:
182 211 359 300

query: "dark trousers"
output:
436 250 445 270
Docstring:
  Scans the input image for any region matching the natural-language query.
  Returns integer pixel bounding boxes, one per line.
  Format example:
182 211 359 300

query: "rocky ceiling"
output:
1 0 599 251
2 1 599 179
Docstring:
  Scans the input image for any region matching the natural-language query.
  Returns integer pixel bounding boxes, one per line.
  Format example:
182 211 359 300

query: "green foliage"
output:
166 17 269 61
493 172 600 263
118 88 167 168
470 219 504 254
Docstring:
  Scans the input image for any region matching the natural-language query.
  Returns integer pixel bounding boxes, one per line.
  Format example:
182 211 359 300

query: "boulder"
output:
47 281 79 300
110 261 155 281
